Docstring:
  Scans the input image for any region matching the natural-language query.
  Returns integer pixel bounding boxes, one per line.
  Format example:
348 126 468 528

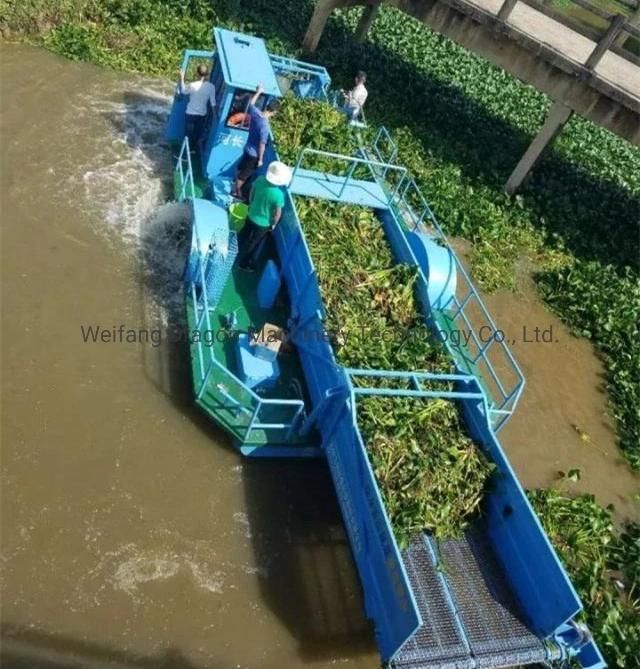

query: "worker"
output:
237 161 292 271
178 65 216 151
232 83 281 200
341 70 368 121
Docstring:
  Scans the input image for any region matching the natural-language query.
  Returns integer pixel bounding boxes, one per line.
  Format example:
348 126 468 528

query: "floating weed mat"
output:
272 94 361 174
359 396 494 548
530 490 640 669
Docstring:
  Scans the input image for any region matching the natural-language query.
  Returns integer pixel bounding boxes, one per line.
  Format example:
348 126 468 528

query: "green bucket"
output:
229 202 248 231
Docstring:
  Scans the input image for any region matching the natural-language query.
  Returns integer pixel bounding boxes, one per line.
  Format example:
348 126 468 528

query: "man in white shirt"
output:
341 71 368 121
178 65 216 151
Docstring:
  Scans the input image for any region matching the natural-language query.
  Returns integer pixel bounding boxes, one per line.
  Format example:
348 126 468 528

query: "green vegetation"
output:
531 490 640 669
298 197 494 546
361 397 494 546
3 2 639 663
274 97 493 546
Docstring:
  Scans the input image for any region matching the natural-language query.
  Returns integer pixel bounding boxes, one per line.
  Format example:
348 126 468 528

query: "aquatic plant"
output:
530 490 640 669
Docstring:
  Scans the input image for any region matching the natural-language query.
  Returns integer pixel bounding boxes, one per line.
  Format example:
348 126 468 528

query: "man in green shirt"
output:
237 161 292 271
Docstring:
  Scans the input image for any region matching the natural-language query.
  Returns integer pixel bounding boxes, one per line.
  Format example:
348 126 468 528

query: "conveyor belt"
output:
391 529 560 669
290 168 390 209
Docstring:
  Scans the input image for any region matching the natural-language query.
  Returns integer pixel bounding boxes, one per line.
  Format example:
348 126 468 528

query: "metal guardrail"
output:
177 136 306 443
368 127 526 430
269 54 332 99
291 146 408 200
176 136 197 202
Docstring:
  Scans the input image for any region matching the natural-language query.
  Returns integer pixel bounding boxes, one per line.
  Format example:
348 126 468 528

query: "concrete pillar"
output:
613 7 639 49
354 1 382 42
505 101 573 194
497 0 518 22
585 14 626 69
302 0 345 53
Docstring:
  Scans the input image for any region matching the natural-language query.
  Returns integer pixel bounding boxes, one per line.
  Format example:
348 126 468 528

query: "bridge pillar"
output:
505 100 573 195
302 0 347 53
354 1 383 42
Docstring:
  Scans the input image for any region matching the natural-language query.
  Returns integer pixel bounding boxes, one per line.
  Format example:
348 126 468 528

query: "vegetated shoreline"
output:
2 2 638 666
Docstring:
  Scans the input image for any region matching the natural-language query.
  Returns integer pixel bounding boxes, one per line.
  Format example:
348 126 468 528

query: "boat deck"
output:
186 243 319 452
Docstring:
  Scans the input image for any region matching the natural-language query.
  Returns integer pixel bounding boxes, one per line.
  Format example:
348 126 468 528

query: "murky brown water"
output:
3 41 639 669
450 240 640 523
0 44 378 669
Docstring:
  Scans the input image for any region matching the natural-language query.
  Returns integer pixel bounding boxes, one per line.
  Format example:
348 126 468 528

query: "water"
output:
2 41 638 669
0 44 377 669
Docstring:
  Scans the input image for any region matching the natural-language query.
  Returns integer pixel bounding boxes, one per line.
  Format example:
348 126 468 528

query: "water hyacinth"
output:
276 102 494 544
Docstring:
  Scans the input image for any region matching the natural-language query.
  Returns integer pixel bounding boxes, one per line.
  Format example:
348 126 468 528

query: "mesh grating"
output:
434 529 552 668
390 529 557 669
204 232 238 309
392 537 473 669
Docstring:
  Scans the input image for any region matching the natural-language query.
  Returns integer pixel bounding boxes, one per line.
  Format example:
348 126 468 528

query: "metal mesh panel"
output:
391 529 559 669
392 537 473 669
434 530 553 668
204 232 238 308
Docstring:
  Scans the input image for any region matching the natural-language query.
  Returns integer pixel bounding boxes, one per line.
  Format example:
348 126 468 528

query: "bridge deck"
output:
470 0 639 102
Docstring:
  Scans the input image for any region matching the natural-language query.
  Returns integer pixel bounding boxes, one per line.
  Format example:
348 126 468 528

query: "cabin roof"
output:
214 28 281 97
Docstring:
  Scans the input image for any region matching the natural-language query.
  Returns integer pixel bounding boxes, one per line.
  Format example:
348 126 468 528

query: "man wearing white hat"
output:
237 161 292 271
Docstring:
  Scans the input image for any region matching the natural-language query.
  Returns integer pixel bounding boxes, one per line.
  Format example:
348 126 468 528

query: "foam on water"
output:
69 81 176 243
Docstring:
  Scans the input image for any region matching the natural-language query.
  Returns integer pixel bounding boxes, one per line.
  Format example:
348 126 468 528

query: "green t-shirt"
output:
248 176 285 228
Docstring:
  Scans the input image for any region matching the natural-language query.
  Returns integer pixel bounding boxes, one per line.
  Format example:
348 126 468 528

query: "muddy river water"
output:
1 43 637 669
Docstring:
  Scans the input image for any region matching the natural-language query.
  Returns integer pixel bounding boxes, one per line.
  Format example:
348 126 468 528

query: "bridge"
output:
302 0 640 192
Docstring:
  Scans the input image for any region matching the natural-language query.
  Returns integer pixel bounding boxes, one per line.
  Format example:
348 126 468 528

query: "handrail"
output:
291 146 409 202
178 140 306 444
363 127 526 430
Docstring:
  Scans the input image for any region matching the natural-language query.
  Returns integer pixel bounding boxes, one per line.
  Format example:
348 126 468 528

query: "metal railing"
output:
291 146 408 201
175 136 197 202
176 137 306 444
269 54 332 99
367 127 525 431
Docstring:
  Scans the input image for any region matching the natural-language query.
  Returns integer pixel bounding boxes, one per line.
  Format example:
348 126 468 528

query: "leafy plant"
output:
530 490 640 669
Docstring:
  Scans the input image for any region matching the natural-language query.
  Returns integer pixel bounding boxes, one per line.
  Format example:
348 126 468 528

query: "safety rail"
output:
291 146 408 201
346 368 488 403
367 127 525 431
269 54 332 99
175 136 197 202
177 138 306 444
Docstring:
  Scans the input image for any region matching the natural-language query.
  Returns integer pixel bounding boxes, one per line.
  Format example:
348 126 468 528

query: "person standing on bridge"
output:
237 161 292 272
178 65 217 152
341 71 368 121
232 83 281 200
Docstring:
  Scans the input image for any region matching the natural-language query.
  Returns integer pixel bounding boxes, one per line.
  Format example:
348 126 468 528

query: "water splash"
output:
69 81 175 243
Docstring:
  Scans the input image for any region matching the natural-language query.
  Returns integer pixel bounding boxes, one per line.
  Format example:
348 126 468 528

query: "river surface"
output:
2 42 638 669
0 44 378 669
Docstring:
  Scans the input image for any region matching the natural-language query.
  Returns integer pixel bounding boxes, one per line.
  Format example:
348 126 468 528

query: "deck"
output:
186 245 319 452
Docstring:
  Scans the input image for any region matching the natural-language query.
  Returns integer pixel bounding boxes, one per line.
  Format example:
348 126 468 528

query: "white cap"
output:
265 161 292 187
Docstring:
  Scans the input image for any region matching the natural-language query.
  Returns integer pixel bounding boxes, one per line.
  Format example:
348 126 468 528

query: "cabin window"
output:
225 89 268 130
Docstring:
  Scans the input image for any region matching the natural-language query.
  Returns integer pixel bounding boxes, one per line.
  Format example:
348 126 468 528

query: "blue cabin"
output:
164 27 606 669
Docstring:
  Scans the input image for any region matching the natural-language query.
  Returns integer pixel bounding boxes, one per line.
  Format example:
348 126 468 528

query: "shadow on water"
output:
237 0 639 269
121 91 376 661
242 459 376 662
0 624 225 669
